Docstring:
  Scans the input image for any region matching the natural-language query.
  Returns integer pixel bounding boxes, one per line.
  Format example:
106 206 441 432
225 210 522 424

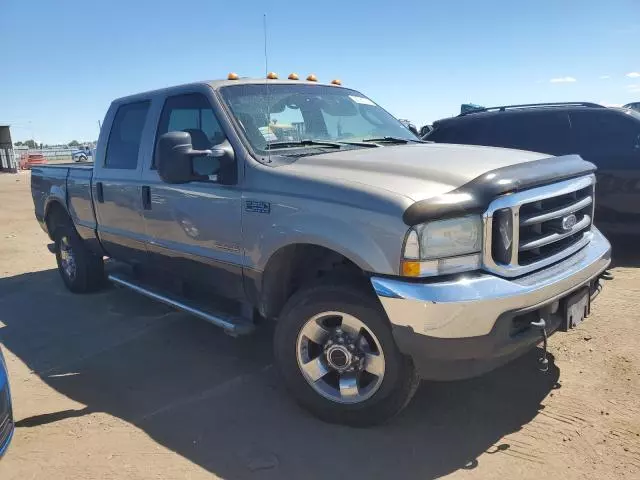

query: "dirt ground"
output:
0 171 638 480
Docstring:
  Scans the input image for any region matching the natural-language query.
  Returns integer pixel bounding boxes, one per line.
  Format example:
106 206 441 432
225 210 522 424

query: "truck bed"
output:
31 163 97 242
36 162 93 170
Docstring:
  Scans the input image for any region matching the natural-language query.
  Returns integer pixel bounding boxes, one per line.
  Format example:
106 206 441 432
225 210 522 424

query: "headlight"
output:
401 215 483 277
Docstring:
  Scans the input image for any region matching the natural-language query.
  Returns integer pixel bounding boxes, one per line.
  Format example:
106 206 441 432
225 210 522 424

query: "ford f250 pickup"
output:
31 75 611 426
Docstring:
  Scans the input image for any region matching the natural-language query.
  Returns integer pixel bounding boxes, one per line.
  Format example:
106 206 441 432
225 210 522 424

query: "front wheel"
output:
274 283 419 427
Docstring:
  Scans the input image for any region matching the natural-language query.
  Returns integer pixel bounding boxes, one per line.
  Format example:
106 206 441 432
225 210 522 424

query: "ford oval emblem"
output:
562 214 577 231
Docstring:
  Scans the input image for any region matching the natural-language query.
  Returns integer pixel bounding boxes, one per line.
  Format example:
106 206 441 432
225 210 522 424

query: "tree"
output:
24 139 37 149
14 141 23 147
68 140 80 147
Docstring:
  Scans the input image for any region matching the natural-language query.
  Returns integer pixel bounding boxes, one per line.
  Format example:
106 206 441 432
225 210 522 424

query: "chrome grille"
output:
483 175 595 277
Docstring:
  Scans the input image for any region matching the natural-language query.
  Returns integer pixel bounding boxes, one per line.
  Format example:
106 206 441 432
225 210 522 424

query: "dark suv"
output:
623 102 640 113
425 102 640 235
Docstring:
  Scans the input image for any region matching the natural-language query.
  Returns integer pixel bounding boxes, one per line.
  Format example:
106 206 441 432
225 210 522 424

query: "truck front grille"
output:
483 175 595 277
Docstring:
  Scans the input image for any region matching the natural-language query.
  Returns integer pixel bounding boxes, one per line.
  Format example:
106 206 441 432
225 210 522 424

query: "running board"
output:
108 273 255 336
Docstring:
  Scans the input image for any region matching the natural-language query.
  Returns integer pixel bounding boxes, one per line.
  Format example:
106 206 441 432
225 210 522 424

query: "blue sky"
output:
1 0 639 144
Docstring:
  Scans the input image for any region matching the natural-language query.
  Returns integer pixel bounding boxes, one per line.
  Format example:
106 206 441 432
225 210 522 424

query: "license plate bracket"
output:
564 287 590 330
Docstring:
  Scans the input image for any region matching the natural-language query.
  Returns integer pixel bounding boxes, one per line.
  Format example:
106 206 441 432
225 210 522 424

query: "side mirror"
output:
156 132 235 184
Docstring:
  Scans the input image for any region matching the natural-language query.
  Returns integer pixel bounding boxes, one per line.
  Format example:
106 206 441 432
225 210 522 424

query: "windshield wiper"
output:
335 141 379 148
362 136 428 144
266 140 343 150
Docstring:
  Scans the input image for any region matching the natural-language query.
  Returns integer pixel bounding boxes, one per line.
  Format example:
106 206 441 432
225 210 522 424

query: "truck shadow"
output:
1 269 560 479
608 235 640 268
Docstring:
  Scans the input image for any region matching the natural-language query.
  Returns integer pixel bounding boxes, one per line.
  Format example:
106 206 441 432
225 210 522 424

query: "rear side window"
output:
482 112 572 155
430 113 573 155
426 122 476 143
104 101 150 169
570 110 640 155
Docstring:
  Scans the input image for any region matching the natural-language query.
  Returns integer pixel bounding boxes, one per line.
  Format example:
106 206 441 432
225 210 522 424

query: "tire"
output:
274 282 419 427
77 155 87 162
54 222 105 293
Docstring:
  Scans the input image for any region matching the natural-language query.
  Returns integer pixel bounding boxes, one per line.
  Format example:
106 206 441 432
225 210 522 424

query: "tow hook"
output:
600 270 614 281
530 317 549 372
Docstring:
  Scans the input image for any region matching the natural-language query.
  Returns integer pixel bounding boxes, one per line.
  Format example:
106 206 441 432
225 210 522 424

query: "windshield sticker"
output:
349 95 376 106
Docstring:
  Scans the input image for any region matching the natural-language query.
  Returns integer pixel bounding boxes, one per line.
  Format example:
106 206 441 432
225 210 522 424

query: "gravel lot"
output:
0 171 638 479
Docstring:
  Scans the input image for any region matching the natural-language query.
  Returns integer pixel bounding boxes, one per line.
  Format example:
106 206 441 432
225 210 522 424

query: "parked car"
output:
0 347 14 458
71 146 93 162
623 102 640 113
425 102 640 235
31 78 610 426
19 153 47 170
398 119 419 135
419 124 432 137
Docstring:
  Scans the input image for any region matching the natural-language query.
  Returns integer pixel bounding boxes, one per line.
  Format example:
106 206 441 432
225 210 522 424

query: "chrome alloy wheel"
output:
59 236 77 280
296 311 385 404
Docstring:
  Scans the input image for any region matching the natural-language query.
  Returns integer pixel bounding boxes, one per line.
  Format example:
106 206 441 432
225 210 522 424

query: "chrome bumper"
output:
372 228 611 339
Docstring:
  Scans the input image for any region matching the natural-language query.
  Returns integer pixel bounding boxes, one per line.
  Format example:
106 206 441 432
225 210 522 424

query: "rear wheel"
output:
274 283 418 426
54 223 105 293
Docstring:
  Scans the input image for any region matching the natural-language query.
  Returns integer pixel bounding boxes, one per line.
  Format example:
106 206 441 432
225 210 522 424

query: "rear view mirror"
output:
156 131 203 184
156 131 236 184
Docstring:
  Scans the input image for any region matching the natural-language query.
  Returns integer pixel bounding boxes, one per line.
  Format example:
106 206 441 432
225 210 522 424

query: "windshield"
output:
219 84 417 154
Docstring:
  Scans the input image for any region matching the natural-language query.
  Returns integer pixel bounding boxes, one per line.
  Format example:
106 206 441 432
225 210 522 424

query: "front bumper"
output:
371 228 611 380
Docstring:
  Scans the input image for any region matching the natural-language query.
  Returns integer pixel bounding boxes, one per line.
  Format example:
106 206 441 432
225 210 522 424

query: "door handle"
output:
142 186 151 210
95 182 104 203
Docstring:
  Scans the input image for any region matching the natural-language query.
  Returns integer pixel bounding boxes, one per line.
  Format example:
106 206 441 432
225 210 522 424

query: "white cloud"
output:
550 76 577 83
599 75 611 79
626 72 640 78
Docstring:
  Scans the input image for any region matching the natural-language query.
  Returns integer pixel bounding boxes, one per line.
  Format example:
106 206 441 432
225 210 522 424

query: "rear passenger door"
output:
569 110 640 231
93 100 151 264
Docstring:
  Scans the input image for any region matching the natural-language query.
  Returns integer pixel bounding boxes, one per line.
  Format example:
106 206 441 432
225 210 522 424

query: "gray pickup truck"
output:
31 76 611 426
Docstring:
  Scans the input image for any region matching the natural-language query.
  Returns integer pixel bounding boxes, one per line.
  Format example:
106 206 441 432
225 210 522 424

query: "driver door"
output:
140 91 245 300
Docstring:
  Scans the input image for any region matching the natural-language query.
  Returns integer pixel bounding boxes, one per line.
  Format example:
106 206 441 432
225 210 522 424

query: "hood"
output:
280 143 548 202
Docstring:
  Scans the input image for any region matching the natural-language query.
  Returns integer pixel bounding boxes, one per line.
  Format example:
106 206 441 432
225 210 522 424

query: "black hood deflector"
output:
402 155 596 226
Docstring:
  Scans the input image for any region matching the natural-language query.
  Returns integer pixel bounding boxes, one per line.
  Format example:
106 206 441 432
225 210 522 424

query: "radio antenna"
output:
263 13 272 163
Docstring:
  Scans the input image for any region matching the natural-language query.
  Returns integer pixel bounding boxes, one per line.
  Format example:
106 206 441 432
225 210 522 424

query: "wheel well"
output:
259 244 367 320
45 202 70 239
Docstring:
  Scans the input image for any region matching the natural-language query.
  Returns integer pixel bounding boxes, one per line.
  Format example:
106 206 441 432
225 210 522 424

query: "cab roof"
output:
112 78 346 104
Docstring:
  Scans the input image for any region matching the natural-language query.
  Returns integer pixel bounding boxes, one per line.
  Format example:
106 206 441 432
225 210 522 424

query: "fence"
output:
28 148 75 159
0 149 18 172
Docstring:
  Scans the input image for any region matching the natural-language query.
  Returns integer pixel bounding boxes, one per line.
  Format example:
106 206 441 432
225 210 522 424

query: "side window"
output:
425 124 459 143
487 113 572 155
427 121 488 145
156 93 227 175
571 110 640 155
104 101 150 169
